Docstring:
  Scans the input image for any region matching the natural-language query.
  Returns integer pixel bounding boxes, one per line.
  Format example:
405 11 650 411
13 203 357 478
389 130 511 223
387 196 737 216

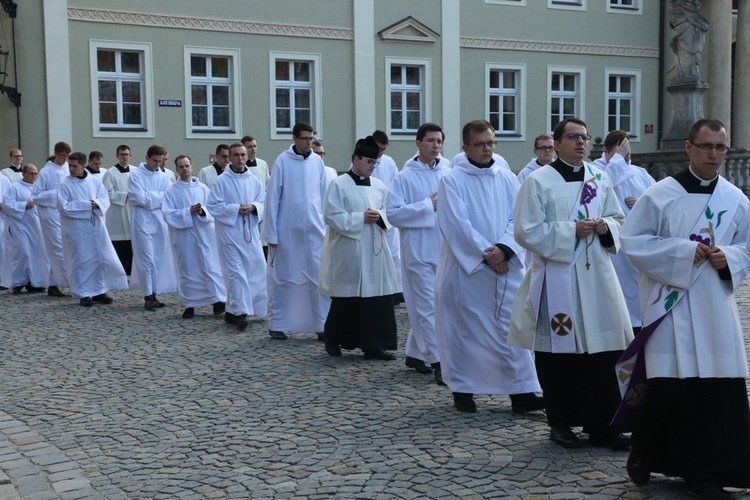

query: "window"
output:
605 69 640 139
89 40 154 138
269 52 322 139
548 0 586 11
548 66 585 131
486 63 526 140
184 47 241 137
607 0 642 14
386 57 431 135
485 0 525 6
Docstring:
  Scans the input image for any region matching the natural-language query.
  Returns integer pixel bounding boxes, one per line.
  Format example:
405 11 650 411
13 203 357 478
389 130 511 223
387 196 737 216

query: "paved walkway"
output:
0 284 749 499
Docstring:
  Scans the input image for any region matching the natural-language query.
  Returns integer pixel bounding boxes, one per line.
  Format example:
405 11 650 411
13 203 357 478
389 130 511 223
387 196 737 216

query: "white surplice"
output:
434 155 539 395
128 164 176 296
261 146 330 333
102 165 132 241
319 174 398 298
516 157 546 184
162 177 227 308
604 153 655 327
58 173 128 298
198 164 222 189
206 167 267 317
387 157 449 365
0 175 10 284
32 161 68 287
371 154 402 292
1 167 22 183
621 175 750 378
2 181 50 288
248 158 270 189
508 163 633 354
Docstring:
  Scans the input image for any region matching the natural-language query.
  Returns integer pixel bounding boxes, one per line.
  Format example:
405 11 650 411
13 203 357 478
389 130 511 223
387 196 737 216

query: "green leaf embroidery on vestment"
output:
664 290 679 312
717 210 727 228
705 206 713 219
577 211 585 220
596 173 602 180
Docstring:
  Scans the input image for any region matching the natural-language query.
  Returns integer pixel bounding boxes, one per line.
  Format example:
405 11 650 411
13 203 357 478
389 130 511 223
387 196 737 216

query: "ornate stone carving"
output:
461 37 659 58
67 8 353 40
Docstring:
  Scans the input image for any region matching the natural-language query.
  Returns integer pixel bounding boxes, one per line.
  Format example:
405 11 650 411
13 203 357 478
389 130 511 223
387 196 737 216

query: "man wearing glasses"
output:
103 145 135 275
319 136 398 362
510 118 632 450
2 148 23 182
619 118 750 496
517 134 555 183
262 122 329 341
198 144 231 190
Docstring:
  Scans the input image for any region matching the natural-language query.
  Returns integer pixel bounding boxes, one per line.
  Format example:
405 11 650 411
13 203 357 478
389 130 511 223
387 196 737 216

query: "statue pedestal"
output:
660 82 709 151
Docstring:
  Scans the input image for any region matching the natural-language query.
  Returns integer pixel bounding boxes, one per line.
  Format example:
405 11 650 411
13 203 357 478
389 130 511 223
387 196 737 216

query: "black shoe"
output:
144 298 160 311
316 332 325 342
392 292 405 305
588 432 631 451
363 350 395 361
432 363 446 386
324 334 342 356
405 356 433 374
236 314 249 331
510 393 546 414
686 480 732 500
269 330 288 340
212 301 225 315
453 392 477 413
550 425 582 448
182 307 195 319
153 296 165 308
92 293 114 304
626 452 651 486
26 285 45 293
47 286 65 297
11 286 23 295
79 297 94 307
224 312 237 324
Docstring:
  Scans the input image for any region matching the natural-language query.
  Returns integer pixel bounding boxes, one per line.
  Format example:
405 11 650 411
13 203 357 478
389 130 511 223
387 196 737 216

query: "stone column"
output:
735 0 750 148
706 0 733 137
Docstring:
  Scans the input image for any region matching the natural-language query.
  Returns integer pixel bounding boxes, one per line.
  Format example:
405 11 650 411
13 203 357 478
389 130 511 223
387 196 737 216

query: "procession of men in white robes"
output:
57 153 127 306
262 122 330 341
128 146 176 310
163 155 227 319
206 143 267 332
32 142 71 296
2 164 50 292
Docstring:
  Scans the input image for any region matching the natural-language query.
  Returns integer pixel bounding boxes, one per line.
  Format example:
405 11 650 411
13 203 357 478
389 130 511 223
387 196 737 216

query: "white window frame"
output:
548 0 586 11
604 68 641 142
485 63 526 142
89 40 154 139
269 51 322 140
184 47 241 139
485 0 526 6
606 0 642 15
385 57 431 138
547 66 586 131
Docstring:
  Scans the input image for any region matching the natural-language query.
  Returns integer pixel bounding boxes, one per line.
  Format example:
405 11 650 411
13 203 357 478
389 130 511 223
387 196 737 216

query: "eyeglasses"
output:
315 151 325 156
535 146 554 152
690 141 729 154
470 141 497 149
12 154 23 158
563 133 591 142
25 172 38 176
218 154 230 159
294 135 315 142
118 153 131 157
359 157 379 166
378 147 388 153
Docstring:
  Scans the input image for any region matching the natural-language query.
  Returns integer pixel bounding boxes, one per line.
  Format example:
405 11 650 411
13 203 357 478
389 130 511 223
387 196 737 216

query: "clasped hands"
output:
694 243 727 269
576 217 608 238
364 208 380 224
484 246 509 274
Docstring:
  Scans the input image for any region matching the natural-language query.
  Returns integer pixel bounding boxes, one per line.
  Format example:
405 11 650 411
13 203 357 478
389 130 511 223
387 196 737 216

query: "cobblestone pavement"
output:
0 284 749 500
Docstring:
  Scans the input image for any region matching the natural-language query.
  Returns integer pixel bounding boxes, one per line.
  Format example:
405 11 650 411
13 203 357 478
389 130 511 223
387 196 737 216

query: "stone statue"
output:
667 0 708 85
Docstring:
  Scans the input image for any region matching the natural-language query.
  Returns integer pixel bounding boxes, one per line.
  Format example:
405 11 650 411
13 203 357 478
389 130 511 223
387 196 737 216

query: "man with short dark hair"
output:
103 144 134 275
163 155 226 319
241 135 270 189
313 140 338 186
86 151 108 182
58 152 127 307
2 164 50 293
207 143 267 331
619 118 750 495
32 141 71 297
510 118 633 449
198 144 231 189
128 145 176 310
262 122 329 341
2 148 23 182
517 134 555 183
319 136 398 361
